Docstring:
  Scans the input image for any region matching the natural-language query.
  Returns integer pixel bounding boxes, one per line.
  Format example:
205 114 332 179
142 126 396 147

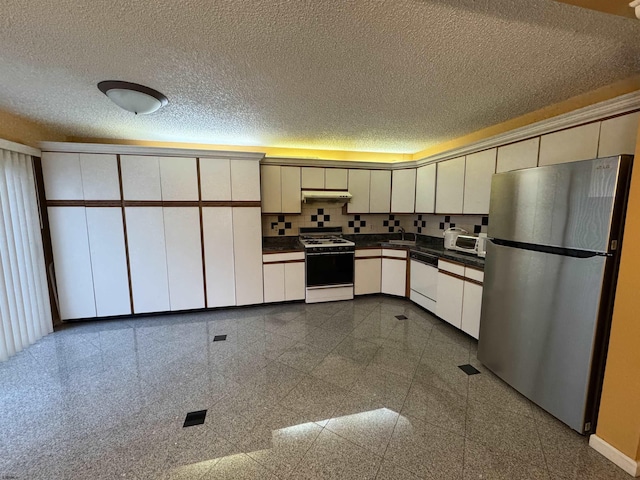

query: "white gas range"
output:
299 227 355 303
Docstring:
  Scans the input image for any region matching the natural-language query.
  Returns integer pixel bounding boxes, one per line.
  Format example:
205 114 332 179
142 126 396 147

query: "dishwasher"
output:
409 250 438 313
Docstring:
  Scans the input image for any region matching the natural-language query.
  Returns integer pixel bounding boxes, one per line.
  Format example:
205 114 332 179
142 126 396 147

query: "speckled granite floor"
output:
0 297 629 479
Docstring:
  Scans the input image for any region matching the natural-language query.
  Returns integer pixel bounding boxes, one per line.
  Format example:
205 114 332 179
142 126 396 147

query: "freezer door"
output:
477 241 608 433
488 156 629 252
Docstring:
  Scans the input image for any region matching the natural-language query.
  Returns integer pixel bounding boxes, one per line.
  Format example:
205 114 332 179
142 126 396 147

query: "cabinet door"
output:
381 258 406 297
436 157 465 214
231 160 261 201
461 281 482 340
126 207 170 313
369 170 391 213
415 164 436 213
436 272 463 328
598 112 640 158
284 262 305 301
159 157 198 201
263 263 285 303
261 165 282 213
302 167 325 189
121 156 162 200
325 168 348 190
355 258 381 295
85 208 130 317
538 123 600 166
391 169 417 213
281 166 302 214
496 138 539 173
48 207 96 320
80 154 120 200
347 169 371 213
41 153 84 200
163 207 204 311
233 207 264 305
463 149 496 215
203 207 236 307
200 158 232 200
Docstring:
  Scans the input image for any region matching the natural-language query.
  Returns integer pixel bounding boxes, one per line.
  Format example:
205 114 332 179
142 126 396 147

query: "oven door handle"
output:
306 251 355 256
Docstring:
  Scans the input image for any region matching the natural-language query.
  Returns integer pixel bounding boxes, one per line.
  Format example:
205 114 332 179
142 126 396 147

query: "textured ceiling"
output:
1 0 639 153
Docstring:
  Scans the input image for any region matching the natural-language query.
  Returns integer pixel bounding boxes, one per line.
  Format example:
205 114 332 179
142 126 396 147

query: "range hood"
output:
301 190 352 203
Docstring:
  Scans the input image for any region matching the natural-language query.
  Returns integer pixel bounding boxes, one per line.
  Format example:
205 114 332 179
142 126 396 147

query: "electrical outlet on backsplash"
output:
261 203 489 238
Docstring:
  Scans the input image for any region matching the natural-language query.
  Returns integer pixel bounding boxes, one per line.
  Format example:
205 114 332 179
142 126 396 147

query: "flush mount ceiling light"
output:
97 80 168 114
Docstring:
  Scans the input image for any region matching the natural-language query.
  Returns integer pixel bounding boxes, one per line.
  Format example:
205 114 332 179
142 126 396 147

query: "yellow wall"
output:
551 0 636 19
0 109 66 148
596 119 640 461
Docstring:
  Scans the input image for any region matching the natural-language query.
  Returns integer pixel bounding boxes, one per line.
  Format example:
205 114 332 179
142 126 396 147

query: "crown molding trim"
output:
0 138 41 157
37 142 266 160
414 90 640 166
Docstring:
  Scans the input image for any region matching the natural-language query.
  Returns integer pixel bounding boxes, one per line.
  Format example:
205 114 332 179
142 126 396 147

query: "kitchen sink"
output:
387 240 417 246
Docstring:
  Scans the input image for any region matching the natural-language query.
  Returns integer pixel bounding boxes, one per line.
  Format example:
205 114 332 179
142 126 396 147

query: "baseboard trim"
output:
589 434 640 477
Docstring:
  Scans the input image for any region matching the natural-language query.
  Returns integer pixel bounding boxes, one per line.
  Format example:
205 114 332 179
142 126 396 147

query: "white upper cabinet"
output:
260 165 301 214
436 156 465 214
41 152 84 200
538 123 600 166
200 158 231 201
415 164 436 213
496 138 540 173
325 168 348 189
121 155 162 200
231 160 261 201
391 169 417 213
301 167 325 189
598 112 640 158
159 157 198 201
261 165 282 213
80 154 120 200
281 166 301 213
463 149 496 215
347 169 371 214
369 170 391 213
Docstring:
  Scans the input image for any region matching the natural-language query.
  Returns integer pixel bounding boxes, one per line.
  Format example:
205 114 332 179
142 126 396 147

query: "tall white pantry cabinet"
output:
42 147 264 320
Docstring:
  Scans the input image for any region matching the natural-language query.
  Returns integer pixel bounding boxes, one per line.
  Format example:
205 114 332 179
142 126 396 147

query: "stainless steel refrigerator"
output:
477 155 633 434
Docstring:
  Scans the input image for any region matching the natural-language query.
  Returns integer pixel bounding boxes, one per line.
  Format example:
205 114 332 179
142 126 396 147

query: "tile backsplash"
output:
262 202 489 237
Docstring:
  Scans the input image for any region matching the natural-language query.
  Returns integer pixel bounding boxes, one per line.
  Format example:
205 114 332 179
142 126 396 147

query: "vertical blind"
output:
0 148 52 361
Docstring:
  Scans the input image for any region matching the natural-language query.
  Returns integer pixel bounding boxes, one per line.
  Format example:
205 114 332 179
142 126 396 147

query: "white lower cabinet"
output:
163 207 204 311
436 271 464 328
262 252 305 303
232 207 264 305
263 263 286 303
85 208 130 317
355 258 382 295
409 260 437 313
203 207 236 308
461 281 482 339
381 258 406 297
284 263 305 301
126 207 171 314
48 207 97 320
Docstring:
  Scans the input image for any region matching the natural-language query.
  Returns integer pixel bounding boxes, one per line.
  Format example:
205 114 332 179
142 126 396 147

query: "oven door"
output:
306 251 355 288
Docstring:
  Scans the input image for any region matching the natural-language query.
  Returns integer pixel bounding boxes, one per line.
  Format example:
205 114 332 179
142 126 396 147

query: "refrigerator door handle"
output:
490 238 603 259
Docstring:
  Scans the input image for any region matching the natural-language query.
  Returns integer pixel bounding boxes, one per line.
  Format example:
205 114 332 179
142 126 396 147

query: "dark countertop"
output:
262 233 485 269
262 236 304 253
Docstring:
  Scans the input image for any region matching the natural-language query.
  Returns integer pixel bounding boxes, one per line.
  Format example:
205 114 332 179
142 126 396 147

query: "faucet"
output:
398 227 405 241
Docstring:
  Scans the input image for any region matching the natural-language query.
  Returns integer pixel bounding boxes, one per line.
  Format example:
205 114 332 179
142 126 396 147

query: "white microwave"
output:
444 233 487 257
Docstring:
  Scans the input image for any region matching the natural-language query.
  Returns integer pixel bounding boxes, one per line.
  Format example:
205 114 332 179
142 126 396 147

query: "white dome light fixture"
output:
97 80 168 114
